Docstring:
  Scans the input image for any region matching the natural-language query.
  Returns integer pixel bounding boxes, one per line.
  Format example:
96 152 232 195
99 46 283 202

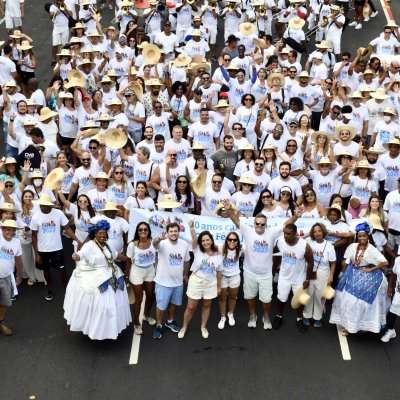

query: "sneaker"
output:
0 323 13 336
27 279 35 286
227 312 235 327
201 327 209 339
45 291 54 301
355 24 362 30
134 325 143 335
248 314 257 328
297 319 308 334
143 315 156 326
262 316 272 330
371 11 378 17
348 21 357 27
381 329 396 343
314 320 323 328
218 317 226 330
364 16 370 22
272 316 283 329
177 328 186 339
153 325 163 339
164 320 180 333
303 318 310 326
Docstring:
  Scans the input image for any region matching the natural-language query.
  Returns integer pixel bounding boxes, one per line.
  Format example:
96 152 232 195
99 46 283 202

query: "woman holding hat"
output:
303 222 336 328
178 224 222 339
17 41 36 96
173 175 194 214
232 175 259 217
65 220 132 340
54 49 73 81
330 222 389 335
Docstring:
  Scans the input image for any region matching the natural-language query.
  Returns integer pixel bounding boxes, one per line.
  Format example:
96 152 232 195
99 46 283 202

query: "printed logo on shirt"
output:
379 130 391 144
223 257 236 269
387 166 400 177
81 176 91 188
138 251 155 265
354 185 371 198
312 249 324 264
154 121 167 133
282 251 297 265
135 169 148 182
112 187 124 199
319 182 332 194
199 258 217 274
42 221 56 233
168 253 183 266
92 198 107 210
238 201 255 214
197 130 211 142
252 240 268 253
392 202 400 213
0 246 15 260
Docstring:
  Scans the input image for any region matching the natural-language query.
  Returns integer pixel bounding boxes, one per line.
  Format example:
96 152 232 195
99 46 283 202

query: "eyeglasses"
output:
287 144 297 147
169 153 177 156
255 222 266 226
242 183 252 187
384 31 392 34
89 146 98 150
154 105 162 109
289 71 297 73
78 200 88 204
281 192 290 196
138 228 149 232
342 58 349 61
224 58 231 61
212 180 222 184
5 184 14 188
332 111 340 115
177 180 187 184
114 171 124 175
125 94 132 97
103 82 111 85
305 192 314 197
227 238 238 242
255 163 264 166
202 77 210 80
81 158 91 161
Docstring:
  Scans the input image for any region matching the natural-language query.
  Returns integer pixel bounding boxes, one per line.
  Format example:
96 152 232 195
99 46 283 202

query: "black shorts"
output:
60 136 75 146
353 0 364 6
21 71 35 85
36 250 65 272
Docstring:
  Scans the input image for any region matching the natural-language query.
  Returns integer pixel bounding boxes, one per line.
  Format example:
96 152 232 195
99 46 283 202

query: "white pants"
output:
303 268 330 320
5 16 22 30
206 27 218 45
52 28 69 46
176 27 190 43
326 34 341 55
315 26 327 43
21 242 45 282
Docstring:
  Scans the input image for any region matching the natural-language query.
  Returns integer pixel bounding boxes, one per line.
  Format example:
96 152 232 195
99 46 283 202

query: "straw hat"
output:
91 171 114 185
70 22 87 32
237 144 259 157
142 44 161 65
86 30 102 38
103 128 128 149
385 20 399 29
370 88 389 100
1 219 23 230
349 91 363 99
333 125 357 141
80 47 95 55
279 47 290 54
367 213 384 232
262 143 275 151
157 194 182 209
6 80 21 92
291 287 311 309
359 45 374 62
0 157 18 173
0 203 19 213
9 30 24 39
137 41 149 49
130 81 144 99
145 78 165 87
44 168 65 190
360 68 377 80
383 138 400 150
355 159 375 172
57 48 72 57
366 146 383 155
330 4 340 11
190 142 205 151
130 66 138 76
215 202 238 216
316 157 332 168
106 69 120 78
238 175 256 185
315 40 330 49
190 61 211 74
335 149 354 161
96 113 115 122
383 106 396 115
173 53 192 67
99 76 116 87
296 71 311 81
17 40 33 51
239 22 256 36
253 37 268 50
214 99 230 108
39 107 58 122
59 91 74 99
360 85 374 93
77 58 96 72
311 130 332 143
98 202 122 214
65 70 86 88
191 171 207 197
191 29 202 37
70 36 84 45
327 203 343 216
225 64 239 71
23 119 36 127
323 284 335 300
33 194 56 207
288 17 305 29
267 72 285 87
106 98 123 108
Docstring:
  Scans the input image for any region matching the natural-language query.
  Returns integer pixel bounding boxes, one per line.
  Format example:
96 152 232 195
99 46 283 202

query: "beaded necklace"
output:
94 238 114 269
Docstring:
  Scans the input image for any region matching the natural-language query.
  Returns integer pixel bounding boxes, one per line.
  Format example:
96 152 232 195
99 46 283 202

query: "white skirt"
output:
63 274 132 340
329 279 390 334
390 291 400 316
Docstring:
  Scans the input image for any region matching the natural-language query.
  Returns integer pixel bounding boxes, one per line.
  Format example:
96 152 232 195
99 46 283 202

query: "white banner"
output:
129 209 325 245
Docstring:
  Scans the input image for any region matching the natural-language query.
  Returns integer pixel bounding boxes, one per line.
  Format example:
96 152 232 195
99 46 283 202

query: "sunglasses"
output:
169 153 177 156
89 146 98 150
332 111 340 115
287 144 297 147
81 158 91 161
138 228 149 232
177 180 187 184
305 192 314 197
255 163 264 166
227 238 238 242
255 222 266 226
5 184 14 188
114 171 124 175
212 180 222 184
262 195 271 199
233 127 242 130
244 98 253 101
281 192 291 196
125 94 132 97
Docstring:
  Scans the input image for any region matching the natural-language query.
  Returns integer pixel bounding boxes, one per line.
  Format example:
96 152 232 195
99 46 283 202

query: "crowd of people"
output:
0 0 400 345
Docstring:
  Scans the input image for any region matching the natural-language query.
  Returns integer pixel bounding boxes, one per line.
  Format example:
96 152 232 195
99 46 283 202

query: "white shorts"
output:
5 16 22 30
243 271 272 303
129 264 155 285
221 274 241 289
186 274 217 300
52 29 69 46
176 27 188 43
206 28 217 45
277 279 303 303
326 34 341 55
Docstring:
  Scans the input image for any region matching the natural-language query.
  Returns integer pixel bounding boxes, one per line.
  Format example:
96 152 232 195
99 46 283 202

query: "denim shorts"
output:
155 283 183 311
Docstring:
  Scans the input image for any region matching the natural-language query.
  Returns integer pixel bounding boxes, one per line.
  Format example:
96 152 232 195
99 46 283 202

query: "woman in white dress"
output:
64 220 132 340
330 222 390 335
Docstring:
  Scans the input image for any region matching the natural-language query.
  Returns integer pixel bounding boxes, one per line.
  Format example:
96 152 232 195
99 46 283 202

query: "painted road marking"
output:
0 17 5 25
129 292 145 365
379 0 394 21
337 325 351 361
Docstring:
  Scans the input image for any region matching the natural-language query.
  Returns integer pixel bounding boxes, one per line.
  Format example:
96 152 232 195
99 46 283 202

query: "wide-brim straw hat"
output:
214 99 230 108
288 17 305 29
291 287 311 309
359 45 374 62
238 175 256 185
137 41 149 49
144 78 165 87
39 107 58 122
98 202 122 214
355 159 375 172
17 40 33 51
0 203 19 213
267 72 285 87
86 30 102 38
366 146 383 155
262 143 275 151
239 22 256 36
368 213 384 232
311 130 332 143
335 149 354 161
383 106 396 115
106 69 120 78
0 157 17 173
349 91 363 99
383 138 400 150
70 36 84 45
190 62 211 74
70 22 87 32
385 20 399 29
1 219 23 229
130 81 144 100
91 171 114 185
315 40 330 49
191 171 207 197
44 168 65 190
142 44 161 65
334 125 357 141
9 30 24 39
157 194 182 209
65 70 86 88
99 76 116 87
173 53 192 67
370 88 389 100
237 144 259 157
315 157 332 168
59 91 74 100
33 194 55 207
96 113 115 122
6 79 21 92
253 37 268 50
360 68 377 81
104 128 128 150
57 49 72 57
225 64 239 71
215 202 238 216
296 71 311 81
190 142 205 151
106 98 123 108
77 58 96 72
323 284 335 300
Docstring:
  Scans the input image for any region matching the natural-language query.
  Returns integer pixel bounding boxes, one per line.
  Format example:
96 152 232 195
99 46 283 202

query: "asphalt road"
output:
2 2 400 400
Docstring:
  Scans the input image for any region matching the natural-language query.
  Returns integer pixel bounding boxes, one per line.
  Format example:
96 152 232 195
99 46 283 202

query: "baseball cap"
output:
288 119 298 126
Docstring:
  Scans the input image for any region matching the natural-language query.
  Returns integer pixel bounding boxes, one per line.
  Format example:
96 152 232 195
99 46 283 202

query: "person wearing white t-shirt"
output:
309 53 328 85
0 45 17 85
325 8 345 61
268 162 303 204
221 5 242 42
370 108 399 150
143 4 164 43
1 0 24 33
164 125 191 164
184 31 210 58
379 141 400 194
30 197 81 301
332 53 350 83
383 180 400 250
49 2 72 64
154 22 179 62
370 29 400 55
